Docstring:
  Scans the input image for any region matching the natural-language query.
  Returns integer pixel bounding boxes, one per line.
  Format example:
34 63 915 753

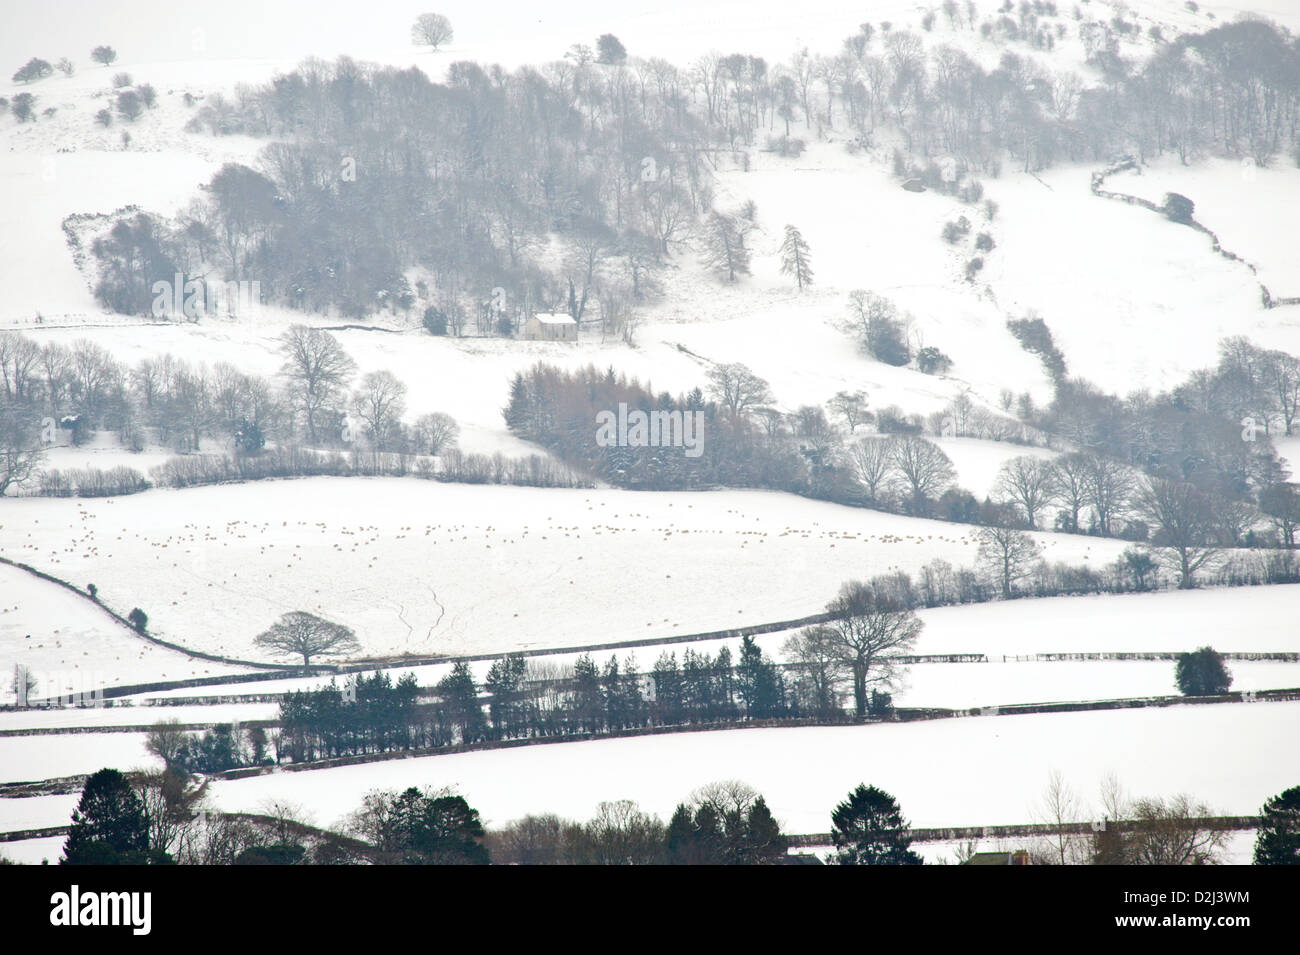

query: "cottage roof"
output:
533 313 577 325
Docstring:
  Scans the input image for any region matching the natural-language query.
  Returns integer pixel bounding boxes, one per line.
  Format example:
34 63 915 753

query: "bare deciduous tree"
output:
411 13 454 50
976 524 1042 598
279 326 356 444
705 362 773 420
1137 476 1223 588
351 370 408 451
888 435 955 511
996 455 1056 529
823 580 922 716
253 611 360 666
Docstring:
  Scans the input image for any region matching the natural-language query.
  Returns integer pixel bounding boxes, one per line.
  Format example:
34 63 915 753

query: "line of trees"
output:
56 764 1296 865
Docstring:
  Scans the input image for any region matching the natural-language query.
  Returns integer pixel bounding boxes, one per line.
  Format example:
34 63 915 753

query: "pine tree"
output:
1254 786 1300 865
62 768 156 865
779 224 814 290
830 783 923 865
436 661 486 743
745 796 790 864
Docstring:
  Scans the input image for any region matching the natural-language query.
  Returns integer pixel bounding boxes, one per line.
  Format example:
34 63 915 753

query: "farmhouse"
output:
525 312 578 342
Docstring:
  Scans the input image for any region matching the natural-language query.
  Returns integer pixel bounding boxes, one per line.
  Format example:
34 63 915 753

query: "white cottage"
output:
524 312 578 342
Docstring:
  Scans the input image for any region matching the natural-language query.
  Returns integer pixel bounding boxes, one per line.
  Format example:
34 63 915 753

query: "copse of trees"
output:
12 57 54 84
1174 646 1232 696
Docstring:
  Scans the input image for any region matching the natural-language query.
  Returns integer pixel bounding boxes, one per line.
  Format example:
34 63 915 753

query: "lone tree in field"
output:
1174 646 1231 696
831 784 922 865
1254 786 1300 865
779 224 814 290
254 611 360 666
62 768 153 865
91 45 118 66
824 580 922 717
411 13 454 50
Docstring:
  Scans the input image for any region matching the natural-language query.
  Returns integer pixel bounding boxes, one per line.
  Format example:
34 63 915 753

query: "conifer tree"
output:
779 224 814 290
1254 786 1300 865
831 783 923 865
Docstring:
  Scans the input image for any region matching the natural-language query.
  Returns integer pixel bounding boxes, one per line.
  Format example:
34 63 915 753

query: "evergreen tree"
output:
778 224 814 290
377 788 489 865
744 796 790 864
701 211 751 282
572 654 604 733
830 783 923 865
1254 786 1300 865
437 661 486 743
1175 646 1232 696
62 768 160 865
738 635 784 718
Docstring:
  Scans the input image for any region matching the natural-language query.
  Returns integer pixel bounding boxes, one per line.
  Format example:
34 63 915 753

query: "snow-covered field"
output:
0 562 250 701
202 701 1300 834
0 732 158 784
3 0 1299 864
0 479 1133 662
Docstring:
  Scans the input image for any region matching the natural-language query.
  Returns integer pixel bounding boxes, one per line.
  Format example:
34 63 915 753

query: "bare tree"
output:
1259 482 1300 549
135 770 204 859
829 390 870 434
253 611 360 666
1124 795 1230 865
823 580 923 716
279 326 356 444
976 524 1042 598
849 437 895 502
1137 477 1223 588
411 13 454 50
888 435 956 511
1048 452 1089 532
412 412 460 455
0 403 44 496
1083 452 1134 536
995 455 1056 528
1033 770 1090 865
782 626 844 716
706 363 773 420
351 370 408 451
145 718 189 769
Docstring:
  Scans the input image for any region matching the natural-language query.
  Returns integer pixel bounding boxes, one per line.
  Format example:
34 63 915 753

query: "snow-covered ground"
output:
202 700 1300 834
3 0 1299 860
0 732 158 784
0 479 1134 661
0 562 251 702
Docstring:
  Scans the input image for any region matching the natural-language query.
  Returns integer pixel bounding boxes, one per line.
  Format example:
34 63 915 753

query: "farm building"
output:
525 313 578 341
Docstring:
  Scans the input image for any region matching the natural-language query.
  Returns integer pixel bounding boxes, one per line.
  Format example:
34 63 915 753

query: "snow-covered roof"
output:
532 313 577 325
